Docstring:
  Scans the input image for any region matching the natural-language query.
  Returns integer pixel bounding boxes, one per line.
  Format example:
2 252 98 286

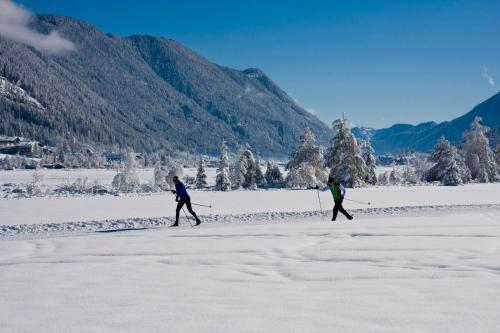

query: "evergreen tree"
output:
359 139 377 185
253 154 265 188
496 144 500 174
264 160 284 188
378 171 389 185
426 136 471 186
286 163 319 188
215 141 231 191
389 167 401 185
195 157 208 189
231 144 250 189
324 116 367 187
241 147 257 189
285 128 327 188
401 165 418 185
463 117 497 182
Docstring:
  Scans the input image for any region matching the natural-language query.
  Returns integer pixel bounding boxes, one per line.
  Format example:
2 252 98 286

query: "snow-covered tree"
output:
496 144 500 174
195 157 208 189
166 163 183 188
463 117 497 182
401 166 419 185
153 162 169 190
112 152 140 192
389 167 401 185
231 144 251 189
413 154 433 182
359 139 377 185
286 163 319 188
26 167 44 196
230 144 260 189
253 154 265 188
285 128 327 188
378 171 389 185
215 141 231 191
426 136 471 186
241 148 257 189
324 116 367 187
264 160 284 188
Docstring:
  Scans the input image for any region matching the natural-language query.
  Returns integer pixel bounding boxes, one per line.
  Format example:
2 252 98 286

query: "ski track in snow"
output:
2 203 500 238
0 209 499 332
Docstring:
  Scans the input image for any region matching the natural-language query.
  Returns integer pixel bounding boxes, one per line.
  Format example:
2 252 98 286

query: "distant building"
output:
102 151 124 161
0 140 43 157
0 136 21 148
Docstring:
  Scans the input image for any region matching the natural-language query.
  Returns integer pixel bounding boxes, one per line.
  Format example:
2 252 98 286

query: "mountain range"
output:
0 14 330 157
352 92 500 154
1 14 498 158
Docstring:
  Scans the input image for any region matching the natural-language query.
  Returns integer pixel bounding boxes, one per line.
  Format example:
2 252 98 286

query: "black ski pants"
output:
332 197 352 220
176 196 200 222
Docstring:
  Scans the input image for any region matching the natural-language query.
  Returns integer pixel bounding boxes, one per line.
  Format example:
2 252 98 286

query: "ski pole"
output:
181 207 194 227
344 198 371 205
315 187 325 221
190 202 212 208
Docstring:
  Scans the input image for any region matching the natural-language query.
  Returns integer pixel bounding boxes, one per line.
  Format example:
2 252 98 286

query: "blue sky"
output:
15 0 500 128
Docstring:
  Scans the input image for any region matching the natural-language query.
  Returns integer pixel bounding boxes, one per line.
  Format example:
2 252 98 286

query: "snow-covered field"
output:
0 183 499 227
1 168 499 332
1 208 499 332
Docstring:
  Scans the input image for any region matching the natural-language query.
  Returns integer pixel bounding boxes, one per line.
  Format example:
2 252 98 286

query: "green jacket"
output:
329 183 344 200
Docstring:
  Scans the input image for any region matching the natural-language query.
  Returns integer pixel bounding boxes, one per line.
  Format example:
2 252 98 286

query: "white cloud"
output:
0 0 76 55
292 97 317 115
481 67 495 87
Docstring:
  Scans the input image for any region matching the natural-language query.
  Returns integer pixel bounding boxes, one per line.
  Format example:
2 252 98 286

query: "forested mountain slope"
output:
0 14 330 156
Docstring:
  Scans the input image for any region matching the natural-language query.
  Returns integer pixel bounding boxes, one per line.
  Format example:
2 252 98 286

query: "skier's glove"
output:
171 190 176 194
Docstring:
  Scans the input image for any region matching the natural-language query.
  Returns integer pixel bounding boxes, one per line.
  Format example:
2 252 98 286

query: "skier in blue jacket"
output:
170 176 201 227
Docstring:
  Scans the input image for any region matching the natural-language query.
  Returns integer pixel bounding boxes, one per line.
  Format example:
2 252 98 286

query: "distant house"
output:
102 151 124 161
0 136 21 148
0 141 43 157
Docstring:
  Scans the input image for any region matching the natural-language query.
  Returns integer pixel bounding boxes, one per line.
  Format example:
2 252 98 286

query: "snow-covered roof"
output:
0 135 21 142
15 141 41 148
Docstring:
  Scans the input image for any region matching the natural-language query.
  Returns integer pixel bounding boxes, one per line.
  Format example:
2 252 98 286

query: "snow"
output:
1 183 498 226
0 167 219 187
1 208 499 332
1 167 499 332
0 76 44 109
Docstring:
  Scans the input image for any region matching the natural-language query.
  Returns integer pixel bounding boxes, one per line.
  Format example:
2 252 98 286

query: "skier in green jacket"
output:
317 177 353 221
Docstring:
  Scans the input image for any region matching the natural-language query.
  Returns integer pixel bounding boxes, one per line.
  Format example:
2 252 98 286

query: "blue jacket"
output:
175 182 189 200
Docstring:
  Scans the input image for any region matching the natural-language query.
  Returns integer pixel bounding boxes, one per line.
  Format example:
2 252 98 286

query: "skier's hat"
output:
328 177 335 183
